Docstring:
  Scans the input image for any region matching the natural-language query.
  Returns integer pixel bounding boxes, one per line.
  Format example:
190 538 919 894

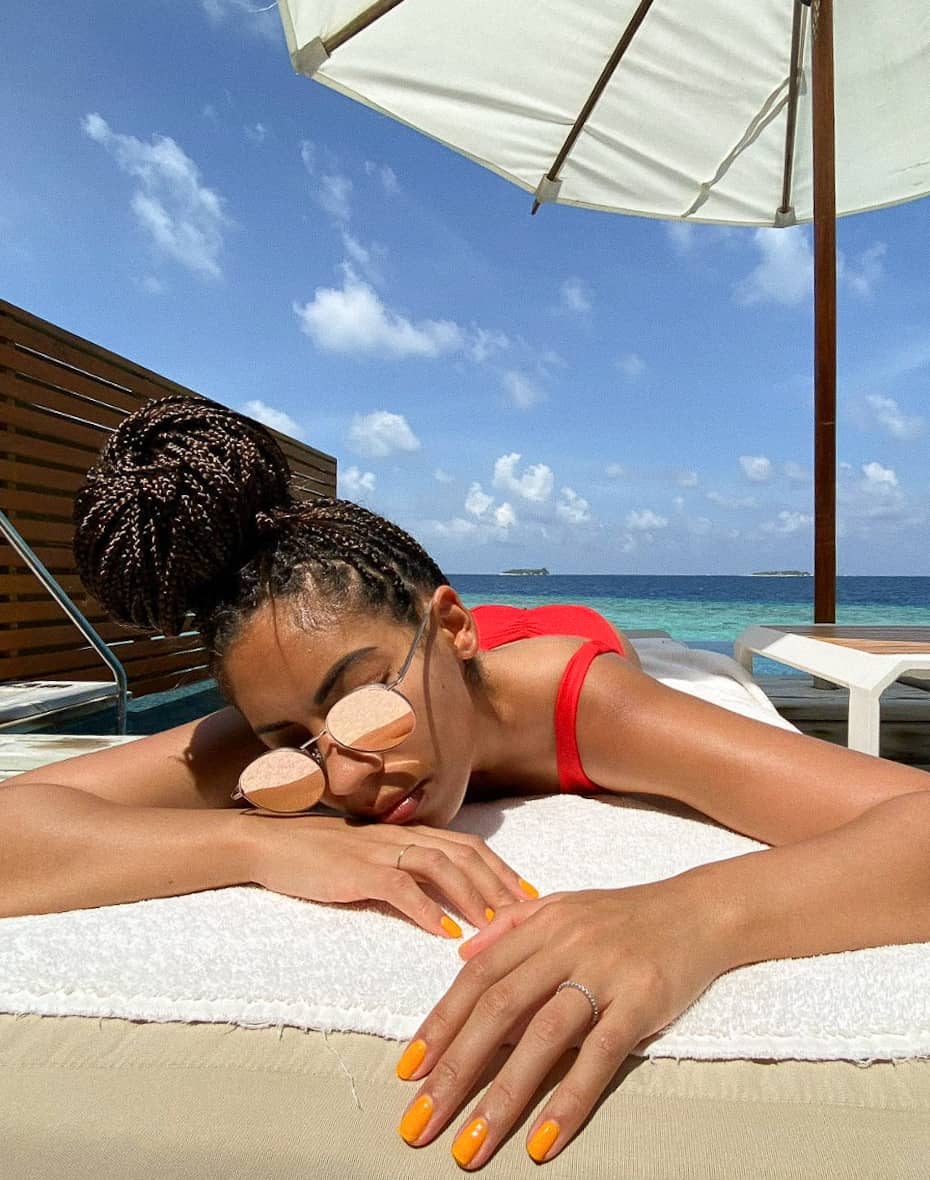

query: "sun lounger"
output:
734 625 930 756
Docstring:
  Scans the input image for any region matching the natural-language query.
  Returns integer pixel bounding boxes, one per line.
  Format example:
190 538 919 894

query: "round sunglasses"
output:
232 608 432 814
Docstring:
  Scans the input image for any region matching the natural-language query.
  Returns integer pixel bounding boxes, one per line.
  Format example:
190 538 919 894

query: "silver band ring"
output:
556 980 600 1026
395 844 414 870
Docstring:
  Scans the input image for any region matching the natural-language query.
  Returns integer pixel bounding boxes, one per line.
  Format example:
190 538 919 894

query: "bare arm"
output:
4 705 267 809
577 655 930 845
0 780 255 917
0 709 529 927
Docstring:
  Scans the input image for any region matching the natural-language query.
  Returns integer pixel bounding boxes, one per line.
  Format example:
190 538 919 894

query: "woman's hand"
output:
394 873 735 1167
242 812 536 937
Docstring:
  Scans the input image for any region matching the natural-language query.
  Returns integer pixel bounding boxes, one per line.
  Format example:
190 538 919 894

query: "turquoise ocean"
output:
43 575 929 735
450 574 930 645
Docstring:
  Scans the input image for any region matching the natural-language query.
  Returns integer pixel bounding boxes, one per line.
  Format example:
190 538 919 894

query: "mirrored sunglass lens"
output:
237 748 325 813
327 687 415 752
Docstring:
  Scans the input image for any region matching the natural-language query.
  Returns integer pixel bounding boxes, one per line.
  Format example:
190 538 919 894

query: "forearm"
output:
694 789 930 970
0 781 255 918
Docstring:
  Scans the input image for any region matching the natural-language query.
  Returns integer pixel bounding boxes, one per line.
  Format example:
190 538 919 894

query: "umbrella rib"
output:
325 0 406 55
779 0 808 222
532 0 658 214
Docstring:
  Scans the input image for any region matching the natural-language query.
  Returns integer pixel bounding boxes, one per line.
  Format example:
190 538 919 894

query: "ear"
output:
431 584 480 662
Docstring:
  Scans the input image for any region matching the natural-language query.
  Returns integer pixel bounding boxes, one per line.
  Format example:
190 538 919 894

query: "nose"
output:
320 737 383 800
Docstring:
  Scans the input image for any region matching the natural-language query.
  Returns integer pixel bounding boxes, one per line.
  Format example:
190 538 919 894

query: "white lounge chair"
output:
733 625 930 756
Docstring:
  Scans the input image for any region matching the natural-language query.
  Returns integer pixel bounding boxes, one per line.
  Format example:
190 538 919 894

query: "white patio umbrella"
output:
276 0 930 617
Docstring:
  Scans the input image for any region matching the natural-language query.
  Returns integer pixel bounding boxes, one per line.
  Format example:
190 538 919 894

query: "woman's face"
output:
223 589 479 828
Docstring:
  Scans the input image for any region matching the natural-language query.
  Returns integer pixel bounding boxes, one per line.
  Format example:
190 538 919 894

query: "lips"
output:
378 783 425 824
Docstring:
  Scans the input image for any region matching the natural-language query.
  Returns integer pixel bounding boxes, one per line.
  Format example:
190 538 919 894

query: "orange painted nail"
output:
441 914 463 938
527 1119 560 1163
398 1094 433 1144
485 908 495 922
396 1038 426 1080
519 878 539 898
452 1117 488 1167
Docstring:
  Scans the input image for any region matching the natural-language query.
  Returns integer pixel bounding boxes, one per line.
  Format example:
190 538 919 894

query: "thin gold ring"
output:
395 844 414 870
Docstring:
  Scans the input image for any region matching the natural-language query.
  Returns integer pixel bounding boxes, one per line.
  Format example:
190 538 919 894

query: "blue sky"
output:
2 1 929 575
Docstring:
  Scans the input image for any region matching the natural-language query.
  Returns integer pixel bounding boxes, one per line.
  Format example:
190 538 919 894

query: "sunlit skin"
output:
223 582 930 1171
224 584 604 827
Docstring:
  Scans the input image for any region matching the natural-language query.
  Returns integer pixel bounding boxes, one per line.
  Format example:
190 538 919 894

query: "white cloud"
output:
861 461 898 490
339 466 376 499
739 454 773 482
666 222 695 253
626 508 668 531
494 502 517 529
138 275 165 295
347 410 421 458
605 463 625 479
83 113 229 278
465 482 495 518
672 495 685 511
734 227 812 306
616 352 645 379
423 517 479 540
841 242 886 298
500 369 542 410
469 327 510 363
317 173 353 222
559 276 592 313
243 399 302 438
244 122 267 144
294 266 463 358
556 487 591 525
784 460 809 482
492 453 554 502
706 490 757 509
299 139 315 175
364 160 400 195
677 469 699 487
434 468 454 484
199 0 281 40
864 394 924 441
761 510 812 535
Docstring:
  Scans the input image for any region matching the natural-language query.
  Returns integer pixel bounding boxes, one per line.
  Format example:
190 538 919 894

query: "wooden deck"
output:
1 676 927 782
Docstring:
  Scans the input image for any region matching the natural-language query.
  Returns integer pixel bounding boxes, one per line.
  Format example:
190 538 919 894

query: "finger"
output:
368 867 465 939
397 953 560 1149
446 989 596 1170
396 905 568 1088
459 894 567 960
524 1013 636 1164
409 827 538 904
396 845 501 930
431 840 526 920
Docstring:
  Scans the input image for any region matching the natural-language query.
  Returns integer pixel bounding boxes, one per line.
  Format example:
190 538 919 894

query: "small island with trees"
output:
501 567 550 576
750 570 811 577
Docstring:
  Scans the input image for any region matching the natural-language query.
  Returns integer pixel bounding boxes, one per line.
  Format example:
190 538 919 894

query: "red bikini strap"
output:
554 640 613 792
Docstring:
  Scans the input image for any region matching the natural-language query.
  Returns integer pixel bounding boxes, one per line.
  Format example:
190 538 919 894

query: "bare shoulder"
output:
573 652 930 845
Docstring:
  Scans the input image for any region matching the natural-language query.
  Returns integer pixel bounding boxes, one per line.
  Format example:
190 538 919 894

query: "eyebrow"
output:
252 646 380 736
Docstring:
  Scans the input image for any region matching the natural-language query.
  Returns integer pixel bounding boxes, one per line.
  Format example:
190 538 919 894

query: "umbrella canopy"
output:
278 1 929 225
276 0 930 607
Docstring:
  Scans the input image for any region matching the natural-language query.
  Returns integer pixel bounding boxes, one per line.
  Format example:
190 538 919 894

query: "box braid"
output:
73 397 452 677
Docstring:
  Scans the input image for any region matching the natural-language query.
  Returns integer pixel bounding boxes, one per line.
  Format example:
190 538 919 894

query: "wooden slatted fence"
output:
0 299 336 697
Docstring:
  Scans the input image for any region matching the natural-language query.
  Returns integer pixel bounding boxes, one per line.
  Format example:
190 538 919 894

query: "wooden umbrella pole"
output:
810 0 837 622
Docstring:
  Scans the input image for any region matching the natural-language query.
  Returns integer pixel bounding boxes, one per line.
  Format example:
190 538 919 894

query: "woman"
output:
4 397 930 1171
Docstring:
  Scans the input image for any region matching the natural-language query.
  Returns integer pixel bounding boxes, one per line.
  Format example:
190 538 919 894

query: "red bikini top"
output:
471 604 625 793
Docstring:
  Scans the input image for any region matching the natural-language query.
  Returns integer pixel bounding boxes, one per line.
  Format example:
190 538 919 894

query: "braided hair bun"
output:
74 397 292 635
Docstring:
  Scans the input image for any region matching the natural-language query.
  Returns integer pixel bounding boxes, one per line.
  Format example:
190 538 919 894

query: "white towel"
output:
1 642 927 1062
